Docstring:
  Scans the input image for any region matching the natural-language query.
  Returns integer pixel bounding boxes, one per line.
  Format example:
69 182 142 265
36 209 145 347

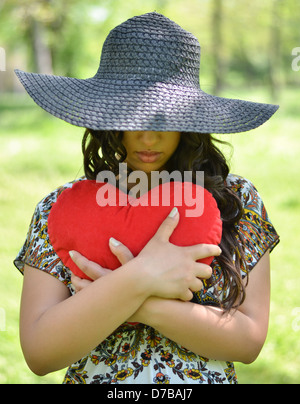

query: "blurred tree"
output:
0 0 299 93
268 0 282 101
211 0 224 95
28 1 53 74
155 0 169 13
17 0 88 76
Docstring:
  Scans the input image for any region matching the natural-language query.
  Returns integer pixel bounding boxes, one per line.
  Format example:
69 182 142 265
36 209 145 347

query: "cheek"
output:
167 136 181 156
122 133 139 154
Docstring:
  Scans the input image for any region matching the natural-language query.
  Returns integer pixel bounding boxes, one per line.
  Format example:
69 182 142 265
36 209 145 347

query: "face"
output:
122 131 181 175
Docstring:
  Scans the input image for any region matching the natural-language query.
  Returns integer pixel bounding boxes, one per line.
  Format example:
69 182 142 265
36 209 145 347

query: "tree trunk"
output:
30 19 53 74
211 0 224 95
268 0 281 101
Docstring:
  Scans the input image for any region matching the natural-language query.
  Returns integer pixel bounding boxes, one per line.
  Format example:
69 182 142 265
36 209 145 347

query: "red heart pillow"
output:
48 180 222 281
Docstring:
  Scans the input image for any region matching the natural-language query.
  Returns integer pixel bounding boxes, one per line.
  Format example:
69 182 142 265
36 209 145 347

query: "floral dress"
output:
14 174 279 384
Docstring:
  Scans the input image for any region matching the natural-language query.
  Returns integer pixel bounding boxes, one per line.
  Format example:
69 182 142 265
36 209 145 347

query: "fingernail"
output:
109 237 121 247
168 207 178 218
69 251 75 259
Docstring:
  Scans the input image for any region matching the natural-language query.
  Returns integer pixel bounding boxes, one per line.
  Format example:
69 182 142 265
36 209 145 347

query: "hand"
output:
69 239 134 292
132 207 221 301
70 207 221 301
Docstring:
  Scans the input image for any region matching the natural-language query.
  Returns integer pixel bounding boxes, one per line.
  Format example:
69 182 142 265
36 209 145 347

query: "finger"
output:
184 243 222 262
71 273 92 292
154 207 180 242
194 263 213 280
69 250 111 280
180 267 208 297
109 238 134 265
189 278 204 293
179 288 194 302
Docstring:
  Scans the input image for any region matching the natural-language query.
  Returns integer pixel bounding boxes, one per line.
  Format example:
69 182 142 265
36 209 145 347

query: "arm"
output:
130 251 271 364
21 258 150 376
20 209 220 376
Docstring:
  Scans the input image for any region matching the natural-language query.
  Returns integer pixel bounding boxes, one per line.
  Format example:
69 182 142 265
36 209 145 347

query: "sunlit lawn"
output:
0 87 299 384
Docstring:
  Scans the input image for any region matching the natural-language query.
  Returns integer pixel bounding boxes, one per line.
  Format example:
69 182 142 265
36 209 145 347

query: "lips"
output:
136 151 162 163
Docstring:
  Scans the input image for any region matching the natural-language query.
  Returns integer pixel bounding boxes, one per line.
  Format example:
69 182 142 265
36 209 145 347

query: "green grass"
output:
0 88 299 384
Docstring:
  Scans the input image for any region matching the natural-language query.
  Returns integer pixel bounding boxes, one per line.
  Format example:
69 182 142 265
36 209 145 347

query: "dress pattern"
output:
62 323 236 384
14 174 279 384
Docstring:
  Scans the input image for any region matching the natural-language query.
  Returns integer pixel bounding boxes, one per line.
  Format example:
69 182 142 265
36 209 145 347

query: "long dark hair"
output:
82 129 248 311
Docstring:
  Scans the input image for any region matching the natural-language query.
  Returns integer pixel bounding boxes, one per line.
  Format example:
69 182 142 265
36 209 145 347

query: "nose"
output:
138 131 161 148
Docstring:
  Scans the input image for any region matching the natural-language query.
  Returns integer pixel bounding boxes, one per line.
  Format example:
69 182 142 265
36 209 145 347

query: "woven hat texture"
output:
15 12 279 133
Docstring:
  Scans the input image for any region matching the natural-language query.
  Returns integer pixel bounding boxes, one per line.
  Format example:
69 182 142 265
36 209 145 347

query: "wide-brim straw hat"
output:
15 12 279 134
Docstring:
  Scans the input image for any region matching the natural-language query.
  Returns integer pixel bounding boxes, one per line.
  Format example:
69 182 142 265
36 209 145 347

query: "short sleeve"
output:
13 179 83 292
227 175 280 276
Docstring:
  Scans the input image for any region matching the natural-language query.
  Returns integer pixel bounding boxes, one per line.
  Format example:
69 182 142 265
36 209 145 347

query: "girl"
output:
14 13 279 384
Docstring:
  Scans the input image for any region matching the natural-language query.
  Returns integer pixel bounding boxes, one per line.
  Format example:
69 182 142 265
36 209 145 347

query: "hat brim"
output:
15 69 279 134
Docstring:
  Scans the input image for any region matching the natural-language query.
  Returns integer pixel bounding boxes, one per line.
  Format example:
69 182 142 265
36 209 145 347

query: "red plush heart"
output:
48 180 222 280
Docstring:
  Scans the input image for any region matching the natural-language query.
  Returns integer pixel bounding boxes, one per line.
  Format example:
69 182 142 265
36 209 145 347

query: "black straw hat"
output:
15 12 279 133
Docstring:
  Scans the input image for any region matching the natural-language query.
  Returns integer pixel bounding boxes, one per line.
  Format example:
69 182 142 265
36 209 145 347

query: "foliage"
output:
0 0 299 90
0 86 299 384
0 0 299 385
